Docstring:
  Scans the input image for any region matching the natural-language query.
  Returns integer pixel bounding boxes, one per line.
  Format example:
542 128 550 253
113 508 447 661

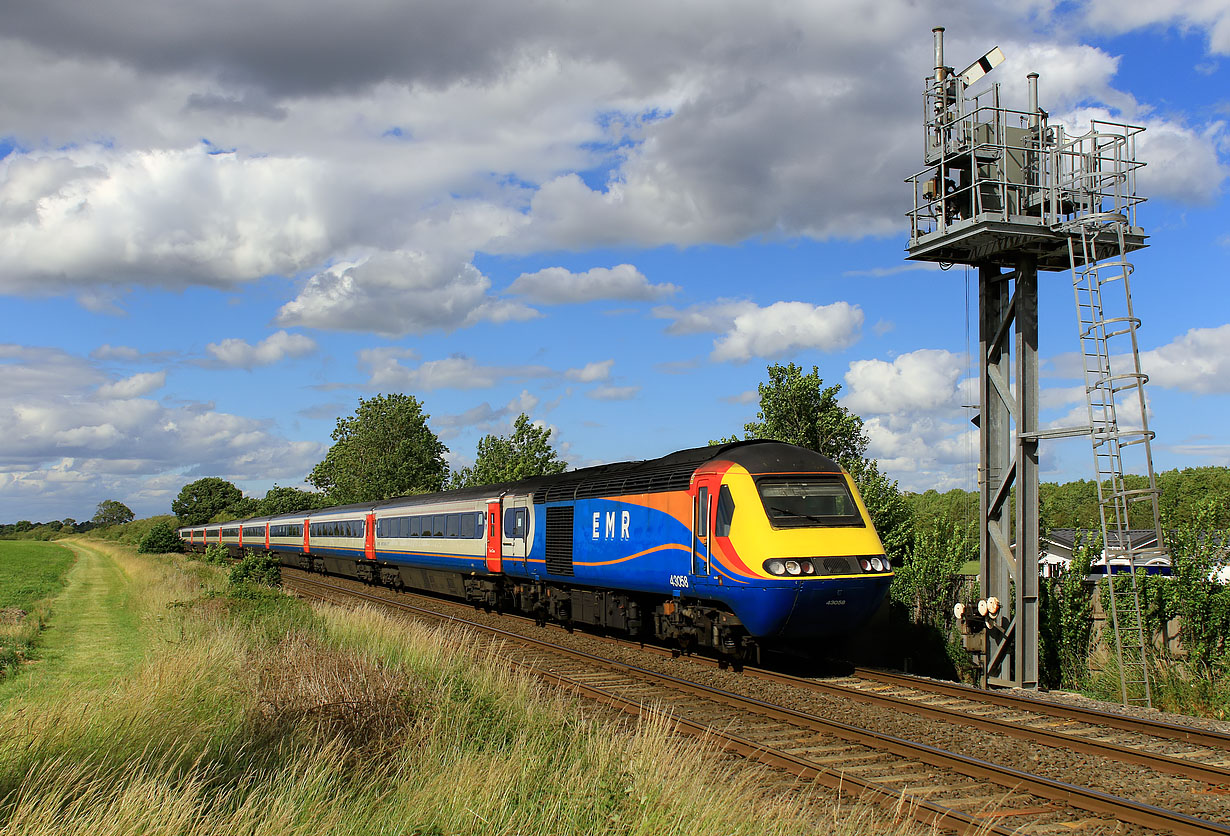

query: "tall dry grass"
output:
0 545 942 836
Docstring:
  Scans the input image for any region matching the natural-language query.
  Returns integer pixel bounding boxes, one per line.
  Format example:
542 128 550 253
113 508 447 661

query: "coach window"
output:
715 486 736 537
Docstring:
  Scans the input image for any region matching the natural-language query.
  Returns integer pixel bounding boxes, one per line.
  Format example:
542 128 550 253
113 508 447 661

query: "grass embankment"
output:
0 540 938 836
0 541 76 678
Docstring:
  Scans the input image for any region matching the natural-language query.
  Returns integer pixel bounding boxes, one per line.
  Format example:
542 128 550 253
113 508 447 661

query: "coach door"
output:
485 500 502 573
364 513 376 561
691 474 718 582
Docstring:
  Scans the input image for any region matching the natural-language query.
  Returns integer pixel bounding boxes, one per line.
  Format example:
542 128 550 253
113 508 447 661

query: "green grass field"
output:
0 540 76 679
0 540 75 610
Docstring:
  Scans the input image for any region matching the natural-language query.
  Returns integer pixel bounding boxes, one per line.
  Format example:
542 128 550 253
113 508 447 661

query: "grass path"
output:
0 541 145 704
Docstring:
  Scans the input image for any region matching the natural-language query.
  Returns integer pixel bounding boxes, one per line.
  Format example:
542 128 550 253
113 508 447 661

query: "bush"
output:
92 515 181 546
202 543 230 566
136 522 185 554
229 550 281 589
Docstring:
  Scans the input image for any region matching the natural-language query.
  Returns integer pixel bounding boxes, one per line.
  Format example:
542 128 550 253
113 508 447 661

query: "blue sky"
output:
1 0 1228 522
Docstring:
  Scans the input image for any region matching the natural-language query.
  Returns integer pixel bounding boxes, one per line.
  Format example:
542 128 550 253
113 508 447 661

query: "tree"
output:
308 393 449 503
741 363 868 468
172 477 244 526
731 362 912 563
138 522 185 554
93 499 134 526
450 414 568 489
847 458 914 564
209 496 260 523
257 485 329 516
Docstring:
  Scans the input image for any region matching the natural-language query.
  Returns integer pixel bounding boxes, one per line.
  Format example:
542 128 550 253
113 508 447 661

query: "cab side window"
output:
503 508 528 539
715 485 736 538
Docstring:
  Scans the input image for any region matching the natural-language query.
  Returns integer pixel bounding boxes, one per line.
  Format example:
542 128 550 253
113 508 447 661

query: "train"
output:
178 440 893 664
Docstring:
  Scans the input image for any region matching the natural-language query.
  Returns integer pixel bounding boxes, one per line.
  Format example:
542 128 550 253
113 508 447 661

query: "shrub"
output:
229 549 281 588
136 522 185 554
202 543 230 565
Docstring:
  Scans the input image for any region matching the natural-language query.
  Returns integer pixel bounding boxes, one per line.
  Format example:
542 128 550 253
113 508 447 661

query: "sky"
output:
1 0 1228 523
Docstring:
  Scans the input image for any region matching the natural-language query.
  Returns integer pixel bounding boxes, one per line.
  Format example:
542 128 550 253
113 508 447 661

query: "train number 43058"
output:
668 574 689 589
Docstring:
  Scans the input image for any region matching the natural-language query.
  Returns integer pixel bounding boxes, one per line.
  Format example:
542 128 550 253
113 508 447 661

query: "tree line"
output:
906 466 1230 534
167 396 568 526
8 368 1227 554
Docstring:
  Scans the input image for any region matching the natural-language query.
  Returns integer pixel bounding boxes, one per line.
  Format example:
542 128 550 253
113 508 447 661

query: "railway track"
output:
282 571 1230 835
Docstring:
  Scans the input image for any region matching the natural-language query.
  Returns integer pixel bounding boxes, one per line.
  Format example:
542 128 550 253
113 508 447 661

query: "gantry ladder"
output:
1067 211 1165 708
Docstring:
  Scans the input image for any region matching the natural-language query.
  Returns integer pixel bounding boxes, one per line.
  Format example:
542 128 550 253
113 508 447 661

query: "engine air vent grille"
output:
545 506 575 576
536 465 695 504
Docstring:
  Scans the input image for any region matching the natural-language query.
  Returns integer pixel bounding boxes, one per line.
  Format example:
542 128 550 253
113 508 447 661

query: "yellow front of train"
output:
703 450 894 639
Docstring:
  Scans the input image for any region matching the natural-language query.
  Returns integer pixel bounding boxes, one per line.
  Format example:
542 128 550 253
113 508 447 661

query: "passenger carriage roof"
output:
211 441 843 527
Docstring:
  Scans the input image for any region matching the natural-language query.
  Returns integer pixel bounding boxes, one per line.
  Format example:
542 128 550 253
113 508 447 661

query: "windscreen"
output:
757 476 864 528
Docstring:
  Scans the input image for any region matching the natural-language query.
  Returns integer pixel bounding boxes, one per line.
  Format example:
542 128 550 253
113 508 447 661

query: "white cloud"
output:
0 147 337 294
652 300 759 336
1140 323 1230 394
91 344 142 361
277 251 539 336
435 390 546 439
358 349 540 391
843 349 964 415
96 371 167 399
710 301 864 362
0 343 324 518
863 413 979 493
587 385 640 401
565 360 614 383
722 390 759 405
1081 1 1230 54
358 348 620 392
508 264 676 304
204 330 317 369
0 0 1222 318
1055 107 1229 205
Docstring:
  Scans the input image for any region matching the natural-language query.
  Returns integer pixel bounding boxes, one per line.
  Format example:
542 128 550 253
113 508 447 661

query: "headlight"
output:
785 560 802 576
765 559 786 576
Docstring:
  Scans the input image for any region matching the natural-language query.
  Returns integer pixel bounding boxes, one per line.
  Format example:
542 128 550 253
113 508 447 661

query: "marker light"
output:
785 560 802 575
870 557 885 572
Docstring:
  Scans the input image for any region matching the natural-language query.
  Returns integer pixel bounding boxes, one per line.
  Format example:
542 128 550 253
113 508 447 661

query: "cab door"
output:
502 497 530 573
691 474 720 583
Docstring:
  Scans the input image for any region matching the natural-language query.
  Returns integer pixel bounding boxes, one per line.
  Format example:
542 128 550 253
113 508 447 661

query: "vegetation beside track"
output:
0 540 933 836
0 541 76 679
